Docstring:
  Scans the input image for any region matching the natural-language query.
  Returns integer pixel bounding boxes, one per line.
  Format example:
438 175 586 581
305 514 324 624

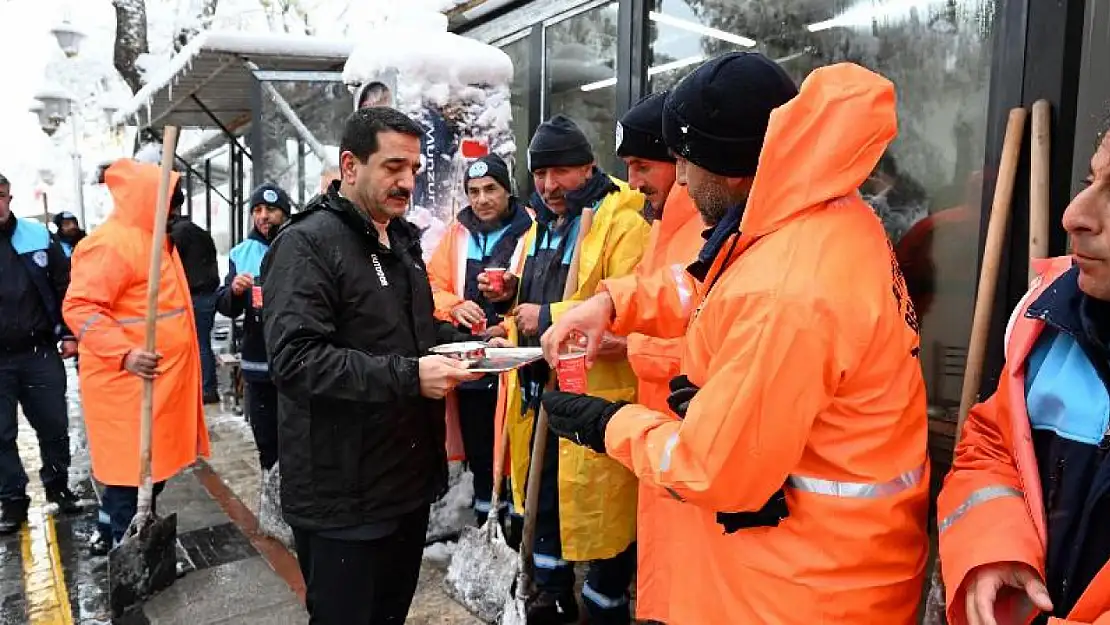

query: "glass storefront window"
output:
647 0 997 465
499 32 534 197
545 1 621 178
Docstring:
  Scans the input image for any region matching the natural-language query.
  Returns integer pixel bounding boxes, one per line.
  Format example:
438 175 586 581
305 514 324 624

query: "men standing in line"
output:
217 183 290 476
612 92 705 625
52 211 86 258
168 190 221 404
541 55 930 623
63 159 210 551
426 153 533 528
0 173 82 534
262 107 482 624
497 114 649 624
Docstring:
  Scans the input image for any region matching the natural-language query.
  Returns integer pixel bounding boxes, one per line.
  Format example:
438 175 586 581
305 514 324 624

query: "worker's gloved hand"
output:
716 488 790 534
667 375 700 418
542 391 627 454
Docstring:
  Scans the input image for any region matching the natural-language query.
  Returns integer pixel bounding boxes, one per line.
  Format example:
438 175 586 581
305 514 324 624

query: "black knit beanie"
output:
528 114 594 172
249 182 292 215
464 154 513 195
663 52 798 178
616 92 674 163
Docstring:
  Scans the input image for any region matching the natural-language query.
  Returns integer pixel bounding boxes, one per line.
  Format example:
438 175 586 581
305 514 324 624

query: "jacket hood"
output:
742 63 896 237
105 159 182 232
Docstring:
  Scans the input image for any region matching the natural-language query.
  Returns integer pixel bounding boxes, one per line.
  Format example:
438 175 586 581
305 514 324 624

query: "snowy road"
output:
0 362 482 625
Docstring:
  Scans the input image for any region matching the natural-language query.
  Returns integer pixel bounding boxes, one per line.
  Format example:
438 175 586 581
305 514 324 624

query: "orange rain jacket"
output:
938 256 1110 625
600 63 930 623
624 183 704 623
63 159 210 487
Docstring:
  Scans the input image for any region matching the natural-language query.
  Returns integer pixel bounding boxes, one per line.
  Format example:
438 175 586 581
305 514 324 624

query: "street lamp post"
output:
31 84 85 227
49 21 85 58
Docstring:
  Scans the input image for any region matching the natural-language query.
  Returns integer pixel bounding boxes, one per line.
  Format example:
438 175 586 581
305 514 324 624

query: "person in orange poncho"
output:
539 54 930 623
613 91 704 625
63 159 210 553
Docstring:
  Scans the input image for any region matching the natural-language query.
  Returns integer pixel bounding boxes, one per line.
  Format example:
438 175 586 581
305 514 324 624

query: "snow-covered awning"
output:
113 31 355 130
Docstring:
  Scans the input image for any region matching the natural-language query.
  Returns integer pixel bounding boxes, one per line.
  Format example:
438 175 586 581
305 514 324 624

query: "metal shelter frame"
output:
114 31 354 244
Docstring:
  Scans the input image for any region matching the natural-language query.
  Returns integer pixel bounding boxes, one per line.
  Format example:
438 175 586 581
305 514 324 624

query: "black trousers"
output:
293 505 430 625
245 380 278 472
456 381 498 522
0 345 70 502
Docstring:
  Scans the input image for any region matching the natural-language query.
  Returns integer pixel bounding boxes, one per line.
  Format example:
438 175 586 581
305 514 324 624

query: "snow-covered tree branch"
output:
174 0 221 52
112 0 149 93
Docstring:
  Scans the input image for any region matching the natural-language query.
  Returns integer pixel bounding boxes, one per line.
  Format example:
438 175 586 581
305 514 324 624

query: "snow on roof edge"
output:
113 31 356 127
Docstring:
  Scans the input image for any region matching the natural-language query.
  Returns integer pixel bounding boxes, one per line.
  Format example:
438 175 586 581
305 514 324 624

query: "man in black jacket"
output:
167 186 221 404
262 106 483 624
0 173 83 534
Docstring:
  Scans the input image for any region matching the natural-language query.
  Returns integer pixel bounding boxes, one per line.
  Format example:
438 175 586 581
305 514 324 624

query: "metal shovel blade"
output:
108 511 178 618
444 518 520 623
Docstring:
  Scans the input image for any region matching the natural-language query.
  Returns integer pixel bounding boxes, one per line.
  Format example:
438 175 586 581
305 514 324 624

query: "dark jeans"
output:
246 380 278 472
192 291 218 397
532 422 636 625
99 482 166 545
0 345 70 502
293 505 430 625
457 381 498 522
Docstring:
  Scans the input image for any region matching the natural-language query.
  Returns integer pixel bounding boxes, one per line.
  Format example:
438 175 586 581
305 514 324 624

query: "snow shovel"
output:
109 126 182 619
502 207 595 625
920 107 1027 625
444 405 517 622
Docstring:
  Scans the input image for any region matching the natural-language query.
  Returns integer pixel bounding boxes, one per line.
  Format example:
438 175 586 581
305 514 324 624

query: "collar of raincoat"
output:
104 158 183 232
740 62 897 238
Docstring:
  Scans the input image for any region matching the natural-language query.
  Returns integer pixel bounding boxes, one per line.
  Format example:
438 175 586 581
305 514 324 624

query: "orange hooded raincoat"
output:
938 256 1110 625
624 183 704 623
63 159 210 487
600 63 930 623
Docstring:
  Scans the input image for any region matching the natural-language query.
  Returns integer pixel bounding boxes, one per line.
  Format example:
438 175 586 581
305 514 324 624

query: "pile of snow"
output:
422 540 457 564
427 462 475 542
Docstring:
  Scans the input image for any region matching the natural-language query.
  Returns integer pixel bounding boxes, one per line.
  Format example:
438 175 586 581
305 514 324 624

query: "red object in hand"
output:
483 267 506 293
556 353 588 394
252 285 263 308
460 138 489 159
471 317 487 335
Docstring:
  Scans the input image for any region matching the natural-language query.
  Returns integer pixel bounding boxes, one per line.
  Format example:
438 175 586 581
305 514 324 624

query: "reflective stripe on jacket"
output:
499 177 649 561
938 255 1110 625
601 63 929 623
62 159 209 486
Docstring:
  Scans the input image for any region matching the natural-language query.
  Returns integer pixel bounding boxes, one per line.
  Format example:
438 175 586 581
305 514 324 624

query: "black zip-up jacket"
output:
0 216 73 352
261 183 470 530
168 216 220 295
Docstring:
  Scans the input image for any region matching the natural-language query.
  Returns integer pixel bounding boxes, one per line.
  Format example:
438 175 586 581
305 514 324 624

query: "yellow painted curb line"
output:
20 509 74 625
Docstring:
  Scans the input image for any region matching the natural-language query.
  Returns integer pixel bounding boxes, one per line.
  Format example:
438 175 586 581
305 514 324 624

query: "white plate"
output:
466 347 544 373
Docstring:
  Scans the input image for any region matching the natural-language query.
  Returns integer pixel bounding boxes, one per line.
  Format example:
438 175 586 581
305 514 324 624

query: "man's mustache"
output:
388 189 411 201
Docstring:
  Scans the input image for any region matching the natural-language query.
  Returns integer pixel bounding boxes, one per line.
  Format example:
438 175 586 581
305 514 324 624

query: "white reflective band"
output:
788 463 926 498
659 432 680 472
240 360 269 372
939 485 1023 533
670 264 694 314
533 553 569 569
582 582 628 609
79 307 188 340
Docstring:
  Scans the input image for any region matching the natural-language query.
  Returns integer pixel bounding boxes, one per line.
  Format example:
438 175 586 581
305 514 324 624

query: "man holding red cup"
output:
426 153 533 526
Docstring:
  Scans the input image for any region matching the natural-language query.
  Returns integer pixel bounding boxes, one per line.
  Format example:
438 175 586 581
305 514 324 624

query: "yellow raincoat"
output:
498 177 649 561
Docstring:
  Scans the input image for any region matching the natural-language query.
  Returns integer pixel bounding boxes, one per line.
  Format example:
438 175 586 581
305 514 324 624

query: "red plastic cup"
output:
251 285 263 308
471 317 487 335
483 267 506 293
556 352 588 394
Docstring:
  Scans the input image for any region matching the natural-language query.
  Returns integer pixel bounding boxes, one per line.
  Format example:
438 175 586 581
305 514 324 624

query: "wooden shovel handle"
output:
1029 99 1051 281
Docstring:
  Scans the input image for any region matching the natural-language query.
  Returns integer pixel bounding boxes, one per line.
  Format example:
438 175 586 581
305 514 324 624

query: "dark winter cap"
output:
249 182 292 215
528 114 594 172
0 173 9 186
616 92 674 163
663 52 798 178
53 211 78 228
464 154 513 195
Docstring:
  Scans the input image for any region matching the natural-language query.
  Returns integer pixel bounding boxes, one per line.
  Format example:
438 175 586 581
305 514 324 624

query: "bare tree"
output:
174 0 221 52
112 0 149 94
